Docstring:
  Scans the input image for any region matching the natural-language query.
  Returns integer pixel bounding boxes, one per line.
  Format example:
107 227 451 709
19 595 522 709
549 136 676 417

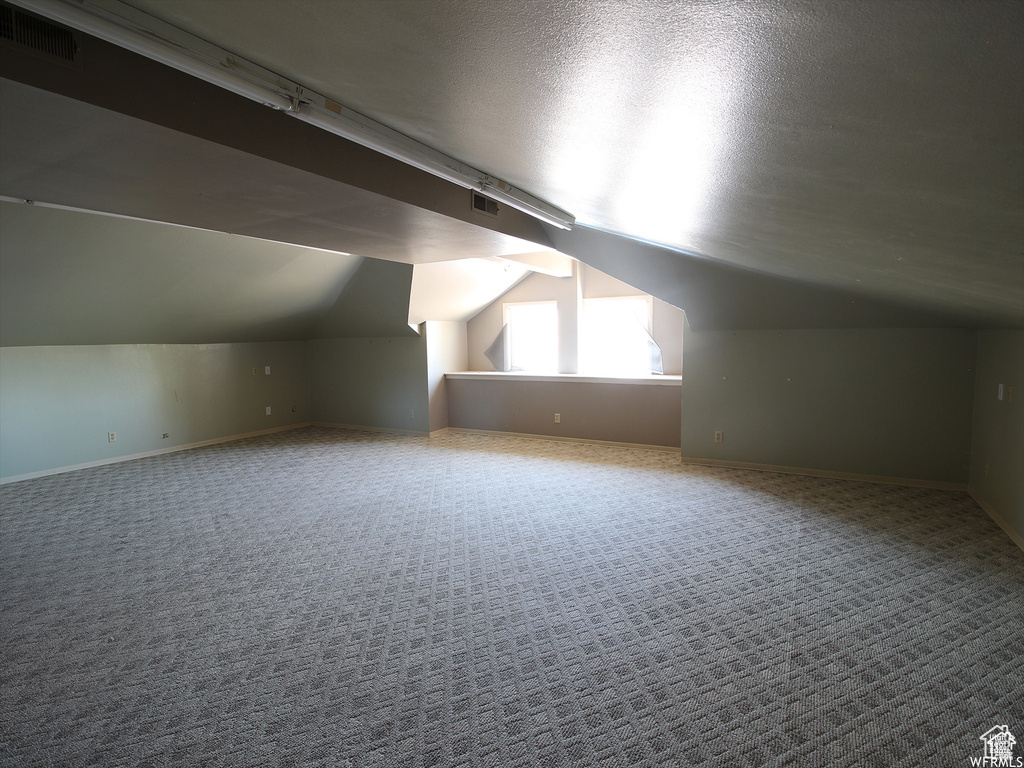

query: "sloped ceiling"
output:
1 0 1021 338
0 78 548 266
409 260 530 327
0 201 368 345
121 0 1024 327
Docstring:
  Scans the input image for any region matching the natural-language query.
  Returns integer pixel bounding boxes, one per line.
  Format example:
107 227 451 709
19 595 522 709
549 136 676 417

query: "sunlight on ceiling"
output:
539 1 744 250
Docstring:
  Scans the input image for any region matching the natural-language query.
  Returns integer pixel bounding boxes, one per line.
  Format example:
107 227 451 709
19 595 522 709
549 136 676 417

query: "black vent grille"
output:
472 192 499 218
0 2 78 64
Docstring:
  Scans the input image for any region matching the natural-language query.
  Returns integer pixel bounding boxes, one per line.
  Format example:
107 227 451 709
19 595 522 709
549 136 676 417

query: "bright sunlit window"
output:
505 301 558 372
579 296 653 377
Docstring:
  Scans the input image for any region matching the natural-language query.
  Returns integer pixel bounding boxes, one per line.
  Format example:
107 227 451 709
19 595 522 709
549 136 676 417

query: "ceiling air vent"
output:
0 2 80 66
472 192 499 219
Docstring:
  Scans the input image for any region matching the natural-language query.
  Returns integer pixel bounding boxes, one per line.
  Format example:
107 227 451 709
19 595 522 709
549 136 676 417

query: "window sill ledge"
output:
445 372 682 387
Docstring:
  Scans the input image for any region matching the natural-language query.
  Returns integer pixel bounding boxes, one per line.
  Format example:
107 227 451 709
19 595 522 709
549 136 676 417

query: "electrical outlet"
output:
265 406 272 416
554 413 561 424
265 365 271 375
409 409 415 418
108 432 116 443
998 383 1004 401
714 430 724 443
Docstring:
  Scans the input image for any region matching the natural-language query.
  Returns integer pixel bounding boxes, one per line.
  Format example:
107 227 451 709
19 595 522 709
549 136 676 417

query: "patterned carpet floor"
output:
1 426 1022 767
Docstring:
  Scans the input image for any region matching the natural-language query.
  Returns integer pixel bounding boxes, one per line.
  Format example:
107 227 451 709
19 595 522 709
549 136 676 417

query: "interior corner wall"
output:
680 327 977 484
0 341 311 481
969 330 1023 546
308 336 430 433
425 321 468 433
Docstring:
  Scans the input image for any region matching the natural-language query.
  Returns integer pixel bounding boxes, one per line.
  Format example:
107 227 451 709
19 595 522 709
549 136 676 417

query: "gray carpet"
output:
1 426 1022 767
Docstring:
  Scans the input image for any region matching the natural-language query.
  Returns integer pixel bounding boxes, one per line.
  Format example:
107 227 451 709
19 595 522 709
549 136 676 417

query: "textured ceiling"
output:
0 201 365 345
0 78 548 266
124 0 1024 325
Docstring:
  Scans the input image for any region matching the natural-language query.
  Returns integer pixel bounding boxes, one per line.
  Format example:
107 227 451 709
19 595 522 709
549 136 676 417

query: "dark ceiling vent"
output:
472 192 499 218
0 2 79 65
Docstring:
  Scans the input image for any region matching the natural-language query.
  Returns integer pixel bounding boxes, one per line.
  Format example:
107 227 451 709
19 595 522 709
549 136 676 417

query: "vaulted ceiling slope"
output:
119 0 1024 327
0 201 425 345
1 0 1021 339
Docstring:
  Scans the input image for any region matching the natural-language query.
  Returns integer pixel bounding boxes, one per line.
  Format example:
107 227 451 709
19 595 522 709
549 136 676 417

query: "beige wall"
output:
447 376 681 448
308 336 429 433
969 330 1024 546
0 341 311 481
680 326 977 484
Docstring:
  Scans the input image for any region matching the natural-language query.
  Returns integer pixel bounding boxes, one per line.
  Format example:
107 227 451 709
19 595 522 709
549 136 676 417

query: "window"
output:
579 296 657 377
504 301 557 372
497 295 662 376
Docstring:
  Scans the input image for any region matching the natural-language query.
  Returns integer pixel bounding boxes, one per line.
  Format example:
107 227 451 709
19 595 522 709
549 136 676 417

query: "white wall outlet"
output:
265 365 271 375
108 432 116 443
409 409 415 418
714 430 724 443
554 413 561 423
265 406 272 415
998 383 1004 400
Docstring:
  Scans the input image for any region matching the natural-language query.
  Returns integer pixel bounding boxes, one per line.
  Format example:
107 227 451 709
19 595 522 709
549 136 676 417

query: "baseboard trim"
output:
969 487 1024 553
0 423 312 485
443 427 680 453
679 456 970 493
312 422 430 437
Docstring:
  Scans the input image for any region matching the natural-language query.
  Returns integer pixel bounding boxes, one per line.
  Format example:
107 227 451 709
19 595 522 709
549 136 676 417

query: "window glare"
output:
507 302 558 372
580 297 651 376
